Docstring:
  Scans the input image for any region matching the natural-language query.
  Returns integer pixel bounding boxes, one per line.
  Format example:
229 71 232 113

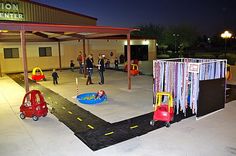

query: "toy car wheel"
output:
165 122 171 128
150 120 155 126
43 78 46 81
32 115 39 121
20 113 25 119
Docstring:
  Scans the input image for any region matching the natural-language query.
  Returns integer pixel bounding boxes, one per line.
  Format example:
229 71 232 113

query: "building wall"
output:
0 39 156 73
87 39 157 65
230 65 236 81
0 0 97 25
0 42 60 73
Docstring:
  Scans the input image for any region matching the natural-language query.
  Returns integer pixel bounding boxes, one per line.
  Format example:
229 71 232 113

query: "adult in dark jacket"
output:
52 69 59 85
98 55 105 85
86 55 94 85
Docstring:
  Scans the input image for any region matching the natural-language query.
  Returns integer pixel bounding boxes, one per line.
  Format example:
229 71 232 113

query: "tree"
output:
132 24 200 56
132 23 164 40
132 24 199 48
163 25 199 49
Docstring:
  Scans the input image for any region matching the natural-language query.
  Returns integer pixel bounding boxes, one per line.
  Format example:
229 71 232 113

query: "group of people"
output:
85 54 105 85
51 52 121 85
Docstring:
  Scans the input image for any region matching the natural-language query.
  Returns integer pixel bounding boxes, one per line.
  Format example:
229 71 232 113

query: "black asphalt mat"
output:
8 73 234 151
9 74 109 133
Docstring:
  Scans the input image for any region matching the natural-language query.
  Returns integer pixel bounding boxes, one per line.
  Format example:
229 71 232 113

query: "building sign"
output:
188 63 200 73
0 2 24 20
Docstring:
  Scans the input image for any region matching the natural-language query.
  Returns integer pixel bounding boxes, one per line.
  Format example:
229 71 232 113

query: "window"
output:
124 45 148 61
4 48 19 59
39 47 52 57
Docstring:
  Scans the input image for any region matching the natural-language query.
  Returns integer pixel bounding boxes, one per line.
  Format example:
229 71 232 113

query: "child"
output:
70 60 75 72
52 69 59 85
105 59 110 68
114 57 119 70
95 90 105 99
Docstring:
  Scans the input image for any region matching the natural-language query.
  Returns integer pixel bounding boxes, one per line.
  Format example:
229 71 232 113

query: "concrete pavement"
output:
0 70 236 156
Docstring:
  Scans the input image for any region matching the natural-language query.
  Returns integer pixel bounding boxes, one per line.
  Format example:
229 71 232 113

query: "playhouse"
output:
153 58 227 118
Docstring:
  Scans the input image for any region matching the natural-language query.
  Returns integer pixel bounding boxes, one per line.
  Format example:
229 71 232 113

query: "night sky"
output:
33 0 236 35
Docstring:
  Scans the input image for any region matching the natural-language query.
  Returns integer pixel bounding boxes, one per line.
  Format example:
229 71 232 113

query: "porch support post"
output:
127 33 131 90
0 56 2 77
83 39 86 78
20 30 29 93
58 41 62 71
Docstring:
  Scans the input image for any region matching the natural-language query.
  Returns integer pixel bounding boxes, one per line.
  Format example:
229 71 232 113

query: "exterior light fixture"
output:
124 41 133 45
0 30 9 33
221 30 232 58
142 40 149 45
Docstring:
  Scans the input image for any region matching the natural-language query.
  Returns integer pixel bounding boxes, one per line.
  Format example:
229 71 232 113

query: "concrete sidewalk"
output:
0 71 236 156
37 69 154 123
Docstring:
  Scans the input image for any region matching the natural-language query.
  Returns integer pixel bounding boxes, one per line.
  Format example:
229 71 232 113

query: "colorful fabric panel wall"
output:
153 58 226 115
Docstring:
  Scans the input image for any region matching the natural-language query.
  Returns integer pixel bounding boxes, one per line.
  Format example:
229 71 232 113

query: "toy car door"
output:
22 92 33 116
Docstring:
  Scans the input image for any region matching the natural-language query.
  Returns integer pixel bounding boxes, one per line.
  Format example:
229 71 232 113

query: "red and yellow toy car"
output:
150 92 174 127
19 90 48 121
31 67 46 81
130 64 139 76
124 63 140 76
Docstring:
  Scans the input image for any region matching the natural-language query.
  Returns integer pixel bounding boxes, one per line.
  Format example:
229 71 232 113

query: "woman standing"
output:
86 55 94 85
98 54 105 85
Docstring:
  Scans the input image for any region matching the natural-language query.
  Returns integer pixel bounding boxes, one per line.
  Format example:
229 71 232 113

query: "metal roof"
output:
0 22 139 42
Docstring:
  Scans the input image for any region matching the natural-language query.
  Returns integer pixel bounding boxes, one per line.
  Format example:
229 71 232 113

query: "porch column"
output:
87 39 90 55
0 56 2 77
83 39 86 78
127 33 131 90
58 41 62 71
20 30 29 93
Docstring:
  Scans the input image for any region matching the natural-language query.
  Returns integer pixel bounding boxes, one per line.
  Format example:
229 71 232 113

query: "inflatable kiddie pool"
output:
77 91 107 105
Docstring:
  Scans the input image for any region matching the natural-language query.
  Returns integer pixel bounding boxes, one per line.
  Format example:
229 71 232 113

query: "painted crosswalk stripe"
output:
87 125 94 129
130 125 138 129
104 132 114 136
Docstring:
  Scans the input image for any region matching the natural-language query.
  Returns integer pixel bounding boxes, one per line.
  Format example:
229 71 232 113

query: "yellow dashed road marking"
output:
87 125 94 129
130 125 138 129
77 117 83 121
104 132 114 136
62 107 66 110
68 111 73 114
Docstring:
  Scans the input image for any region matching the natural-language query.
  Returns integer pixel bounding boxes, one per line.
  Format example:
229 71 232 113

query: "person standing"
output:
70 60 75 72
86 55 94 85
119 54 125 64
114 57 119 70
90 54 94 75
98 54 105 85
77 52 83 74
52 69 59 85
